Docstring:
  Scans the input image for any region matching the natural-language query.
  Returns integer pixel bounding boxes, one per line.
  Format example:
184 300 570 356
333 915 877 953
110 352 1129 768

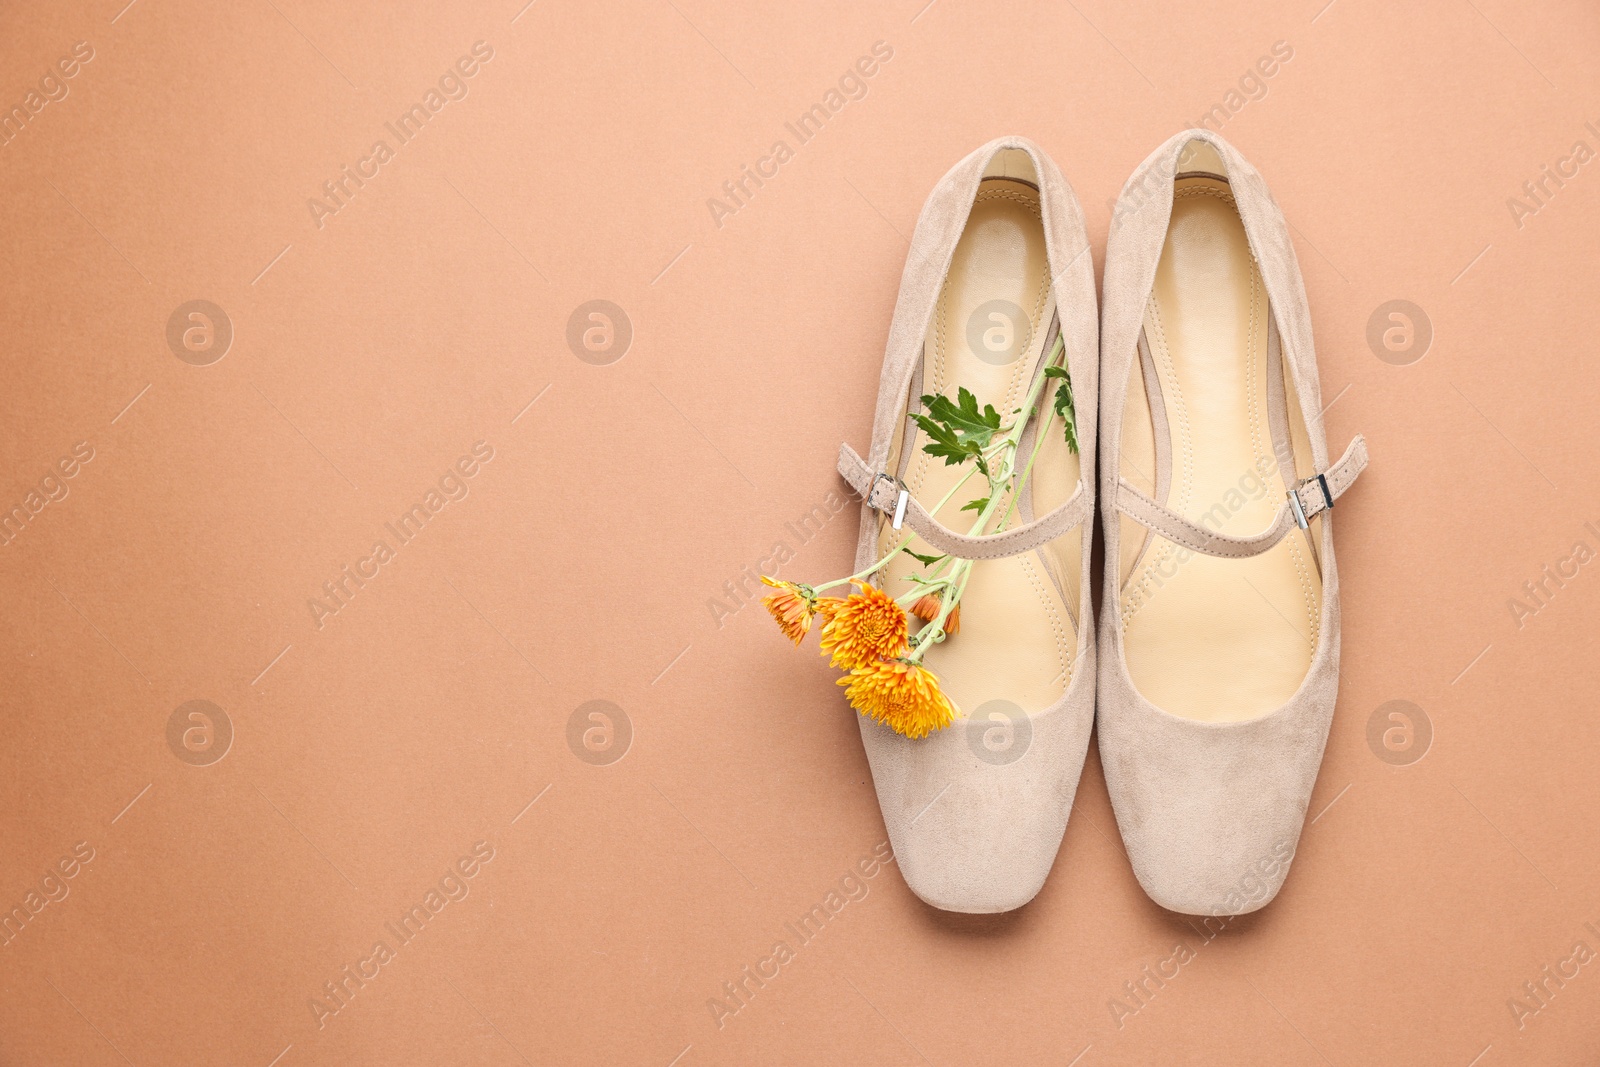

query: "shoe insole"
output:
1119 174 1321 722
878 165 1081 715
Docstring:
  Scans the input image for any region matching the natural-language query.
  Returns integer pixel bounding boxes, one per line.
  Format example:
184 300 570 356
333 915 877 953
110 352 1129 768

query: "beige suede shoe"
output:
835 137 1098 913
1097 131 1367 916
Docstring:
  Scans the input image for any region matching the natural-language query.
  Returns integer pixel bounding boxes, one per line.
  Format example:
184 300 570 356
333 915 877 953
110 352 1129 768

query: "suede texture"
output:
845 136 1099 914
1097 130 1359 917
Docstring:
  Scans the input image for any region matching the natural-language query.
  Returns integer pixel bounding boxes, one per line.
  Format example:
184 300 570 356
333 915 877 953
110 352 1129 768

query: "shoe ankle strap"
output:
1115 435 1368 560
838 443 1090 562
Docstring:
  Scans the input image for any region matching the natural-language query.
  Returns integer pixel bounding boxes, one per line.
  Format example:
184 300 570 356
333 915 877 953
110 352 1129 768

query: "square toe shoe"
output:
1097 130 1368 916
836 137 1099 913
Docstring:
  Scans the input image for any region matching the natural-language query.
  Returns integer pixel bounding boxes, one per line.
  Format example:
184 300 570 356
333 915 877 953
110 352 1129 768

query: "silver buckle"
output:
1316 473 1334 510
1287 487 1309 530
871 472 910 530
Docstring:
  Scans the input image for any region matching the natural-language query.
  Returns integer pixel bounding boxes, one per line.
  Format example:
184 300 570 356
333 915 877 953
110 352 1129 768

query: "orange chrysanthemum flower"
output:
761 577 817 645
909 593 960 636
838 658 958 738
819 581 908 669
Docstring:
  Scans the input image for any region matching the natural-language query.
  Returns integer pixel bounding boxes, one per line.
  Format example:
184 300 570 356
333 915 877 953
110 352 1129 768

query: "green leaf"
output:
1043 365 1079 455
900 547 944 566
911 387 1003 469
959 496 990 513
923 387 1001 443
907 412 977 467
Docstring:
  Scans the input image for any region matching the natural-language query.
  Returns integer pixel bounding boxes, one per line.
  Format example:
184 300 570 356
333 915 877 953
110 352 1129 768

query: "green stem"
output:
908 336 1067 658
894 580 949 609
961 334 1061 538
997 408 1057 532
812 461 981 593
906 560 965 661
997 335 1069 532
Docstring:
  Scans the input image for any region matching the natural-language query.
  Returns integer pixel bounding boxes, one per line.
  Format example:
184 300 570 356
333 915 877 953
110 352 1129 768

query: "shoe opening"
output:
1176 138 1229 182
981 147 1040 188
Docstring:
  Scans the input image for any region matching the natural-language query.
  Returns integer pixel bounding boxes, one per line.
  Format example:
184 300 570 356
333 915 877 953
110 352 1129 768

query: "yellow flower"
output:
814 595 846 623
761 577 817 645
819 580 908 669
839 659 958 738
909 593 960 636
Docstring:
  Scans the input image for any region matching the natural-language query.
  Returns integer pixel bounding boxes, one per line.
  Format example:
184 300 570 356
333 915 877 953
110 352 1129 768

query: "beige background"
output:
1 0 1598 1063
